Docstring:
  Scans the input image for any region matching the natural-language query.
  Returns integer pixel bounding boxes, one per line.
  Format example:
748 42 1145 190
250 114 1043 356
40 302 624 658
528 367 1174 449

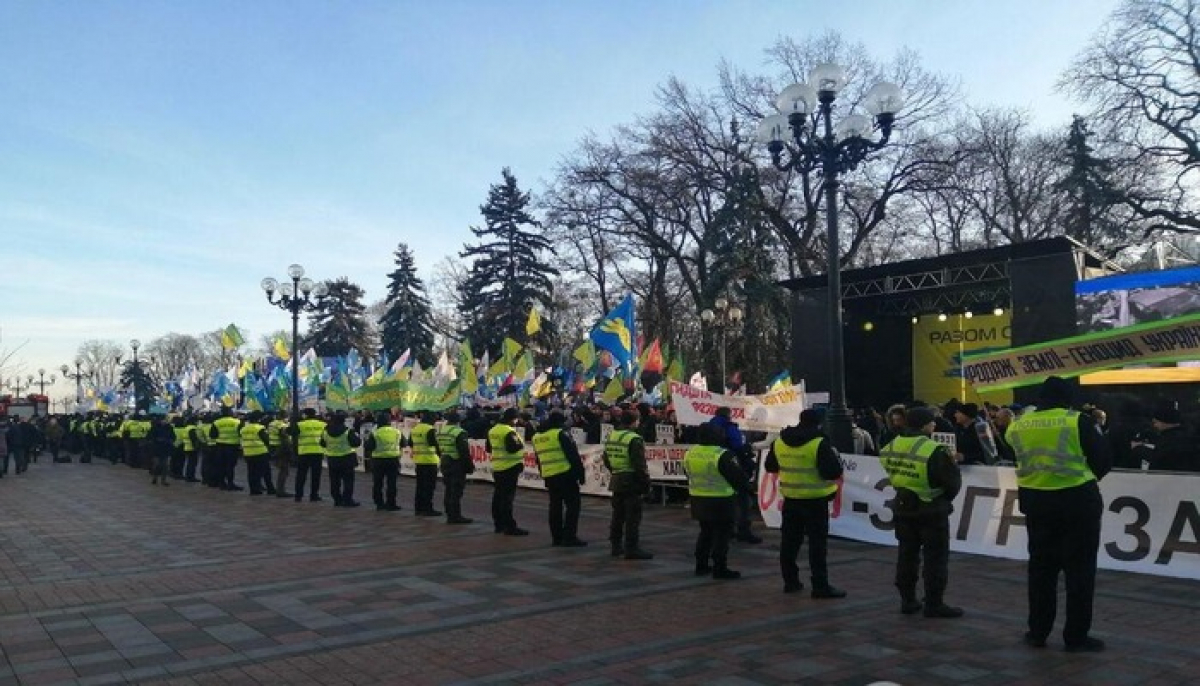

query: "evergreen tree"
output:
457 168 559 356
1056 115 1121 250
379 242 436 368
119 359 160 413
305 277 374 358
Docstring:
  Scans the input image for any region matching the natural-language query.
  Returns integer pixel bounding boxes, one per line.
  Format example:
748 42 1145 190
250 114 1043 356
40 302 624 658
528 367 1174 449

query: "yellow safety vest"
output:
296 419 326 455
1008 408 1094 490
774 436 838 500
489 423 525 472
684 445 734 498
437 425 466 460
213 417 241 446
410 423 440 465
173 426 195 452
130 420 151 439
533 429 569 478
322 429 355 457
604 429 639 474
267 419 289 448
195 422 211 446
372 426 401 458
880 435 942 503
240 423 268 457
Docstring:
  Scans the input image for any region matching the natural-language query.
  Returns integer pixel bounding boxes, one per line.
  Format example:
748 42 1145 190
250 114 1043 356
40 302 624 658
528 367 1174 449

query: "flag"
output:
458 342 478 394
525 307 541 337
272 334 291 360
433 349 457 386
590 294 635 374
573 339 596 370
642 339 664 373
513 351 533 383
767 370 792 392
665 354 684 382
487 354 509 381
391 349 411 375
221 324 244 350
502 337 523 365
601 373 624 405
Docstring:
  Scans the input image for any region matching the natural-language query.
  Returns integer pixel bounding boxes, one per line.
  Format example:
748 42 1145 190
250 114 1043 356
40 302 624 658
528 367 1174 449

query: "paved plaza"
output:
0 460 1197 685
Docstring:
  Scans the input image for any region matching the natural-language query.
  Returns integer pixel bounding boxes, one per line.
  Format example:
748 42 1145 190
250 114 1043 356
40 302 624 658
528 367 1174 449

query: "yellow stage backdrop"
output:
912 313 1013 405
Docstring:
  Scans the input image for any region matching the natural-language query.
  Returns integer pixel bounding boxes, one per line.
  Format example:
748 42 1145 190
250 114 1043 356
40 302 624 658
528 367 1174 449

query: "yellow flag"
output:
525 308 541 337
503 337 523 364
273 335 291 360
602 374 624 405
459 342 478 394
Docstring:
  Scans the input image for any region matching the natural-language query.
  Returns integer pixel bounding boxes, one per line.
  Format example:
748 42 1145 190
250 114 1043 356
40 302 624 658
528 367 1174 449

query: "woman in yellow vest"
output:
878 406 963 618
764 409 846 598
684 424 753 579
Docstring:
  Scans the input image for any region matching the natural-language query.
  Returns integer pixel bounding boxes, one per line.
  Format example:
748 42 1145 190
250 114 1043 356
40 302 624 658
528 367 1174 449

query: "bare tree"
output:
143 333 204 382
75 339 125 390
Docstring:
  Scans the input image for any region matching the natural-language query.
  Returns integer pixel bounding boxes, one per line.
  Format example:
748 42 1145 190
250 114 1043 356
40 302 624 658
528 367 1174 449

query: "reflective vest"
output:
437 424 467 460
880 435 942 503
1008 408 1094 490
372 426 401 459
774 436 838 500
684 445 734 498
267 419 289 448
129 420 151 440
240 423 268 457
410 423 439 465
173 426 195 452
489 423 525 472
322 429 355 457
195 422 211 446
213 417 241 446
604 429 640 474
296 419 326 455
532 429 569 478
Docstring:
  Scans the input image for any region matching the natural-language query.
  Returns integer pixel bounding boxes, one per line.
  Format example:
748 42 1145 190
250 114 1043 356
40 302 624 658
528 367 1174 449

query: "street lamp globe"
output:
756 114 791 145
863 82 905 117
60 364 69 375
261 277 279 294
280 282 295 297
808 63 847 95
714 296 728 311
38 368 45 376
700 309 715 324
728 306 744 323
298 278 315 295
835 114 874 141
287 264 305 280
130 339 140 351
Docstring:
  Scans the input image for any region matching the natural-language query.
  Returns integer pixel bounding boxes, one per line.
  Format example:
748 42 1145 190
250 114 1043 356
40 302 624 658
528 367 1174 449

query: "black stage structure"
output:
780 237 1119 409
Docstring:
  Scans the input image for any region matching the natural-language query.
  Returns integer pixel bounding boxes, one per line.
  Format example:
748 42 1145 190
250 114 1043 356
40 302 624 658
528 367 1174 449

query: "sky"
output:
0 0 1121 403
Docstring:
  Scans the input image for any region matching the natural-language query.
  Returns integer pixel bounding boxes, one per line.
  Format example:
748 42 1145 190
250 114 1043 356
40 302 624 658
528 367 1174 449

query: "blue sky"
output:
0 0 1118 401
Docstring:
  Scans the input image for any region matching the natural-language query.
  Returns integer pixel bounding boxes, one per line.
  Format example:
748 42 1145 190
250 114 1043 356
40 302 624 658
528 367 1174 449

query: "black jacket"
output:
1148 425 1199 473
764 424 843 503
689 448 753 523
881 430 962 518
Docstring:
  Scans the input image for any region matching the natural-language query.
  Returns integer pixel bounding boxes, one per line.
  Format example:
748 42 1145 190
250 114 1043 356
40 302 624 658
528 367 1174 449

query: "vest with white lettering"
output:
1007 408 1094 490
296 419 326 455
604 429 639 474
773 436 838 500
410 423 439 465
488 424 525 472
240 423 268 457
532 429 569 478
684 445 734 498
372 426 401 459
436 425 466 460
323 429 354 458
213 416 241 446
880 435 942 502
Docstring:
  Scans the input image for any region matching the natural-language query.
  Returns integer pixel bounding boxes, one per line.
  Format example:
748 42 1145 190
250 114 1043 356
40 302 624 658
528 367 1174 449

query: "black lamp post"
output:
261 264 327 460
35 368 57 396
61 359 88 413
758 64 904 453
129 338 145 412
700 297 744 392
4 376 31 397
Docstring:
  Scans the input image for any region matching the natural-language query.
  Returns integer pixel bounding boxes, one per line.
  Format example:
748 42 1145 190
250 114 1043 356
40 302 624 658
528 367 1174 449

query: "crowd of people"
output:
0 376 1139 652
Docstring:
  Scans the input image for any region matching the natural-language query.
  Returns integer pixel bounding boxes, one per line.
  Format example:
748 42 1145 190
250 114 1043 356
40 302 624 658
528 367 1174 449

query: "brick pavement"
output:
0 457 1197 685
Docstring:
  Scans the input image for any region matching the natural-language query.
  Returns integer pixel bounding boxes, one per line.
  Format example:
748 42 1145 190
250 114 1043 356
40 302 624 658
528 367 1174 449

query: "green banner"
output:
349 379 461 411
962 312 1200 391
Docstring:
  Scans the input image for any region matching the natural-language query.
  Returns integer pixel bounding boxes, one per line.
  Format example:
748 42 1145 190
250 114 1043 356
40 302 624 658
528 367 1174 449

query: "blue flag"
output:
590 294 636 375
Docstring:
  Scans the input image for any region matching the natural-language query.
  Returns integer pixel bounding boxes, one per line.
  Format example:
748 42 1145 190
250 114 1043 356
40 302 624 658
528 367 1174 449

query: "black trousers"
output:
414 464 439 512
245 455 273 494
200 448 219 485
492 465 521 531
294 454 323 498
169 447 186 478
734 490 756 536
184 450 198 481
219 445 239 487
327 455 356 504
545 473 582 543
780 497 832 587
894 512 950 602
696 520 734 568
372 459 399 507
1020 485 1103 645
609 490 644 549
443 468 467 519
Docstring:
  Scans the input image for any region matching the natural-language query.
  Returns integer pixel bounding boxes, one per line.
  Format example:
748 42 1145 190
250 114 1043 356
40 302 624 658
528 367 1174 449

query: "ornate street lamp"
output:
700 296 744 392
262 264 327 460
129 338 145 412
757 63 904 453
35 368 57 396
61 359 89 410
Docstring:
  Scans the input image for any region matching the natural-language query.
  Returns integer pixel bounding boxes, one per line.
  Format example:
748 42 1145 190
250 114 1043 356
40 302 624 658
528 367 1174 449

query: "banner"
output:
350 379 460 411
912 312 1012 404
757 454 1200 580
963 312 1200 391
669 381 806 432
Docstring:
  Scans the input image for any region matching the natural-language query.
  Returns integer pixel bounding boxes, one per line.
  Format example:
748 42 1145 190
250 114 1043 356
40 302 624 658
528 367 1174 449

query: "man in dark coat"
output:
1146 401 1199 472
685 424 754 579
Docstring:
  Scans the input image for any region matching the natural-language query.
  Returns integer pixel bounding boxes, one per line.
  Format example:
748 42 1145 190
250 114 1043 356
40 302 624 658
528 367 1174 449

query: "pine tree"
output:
379 242 436 368
458 168 559 356
305 277 374 358
1056 115 1120 250
119 360 160 413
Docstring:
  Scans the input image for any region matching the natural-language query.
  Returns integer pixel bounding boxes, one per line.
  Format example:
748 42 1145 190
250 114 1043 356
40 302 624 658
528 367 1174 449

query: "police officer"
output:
172 415 200 482
366 411 402 511
196 413 216 485
268 410 293 498
1008 376 1111 652
684 423 753 579
409 412 442 516
322 411 362 507
604 411 652 560
488 408 528 535
765 409 846 598
209 407 243 491
293 408 326 502
879 407 963 617
437 411 474 524
240 412 274 496
533 410 587 547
